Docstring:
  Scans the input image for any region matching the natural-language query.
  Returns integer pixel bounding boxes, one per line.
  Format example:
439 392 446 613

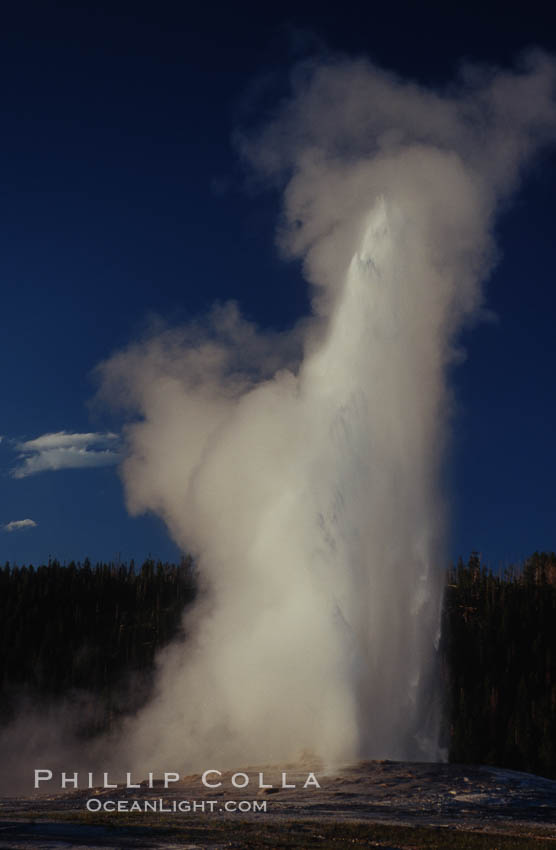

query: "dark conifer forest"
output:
0 552 555 778
0 558 196 736
442 551 556 779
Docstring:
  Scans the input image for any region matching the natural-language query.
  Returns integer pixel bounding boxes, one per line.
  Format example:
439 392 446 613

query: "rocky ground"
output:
0 760 555 848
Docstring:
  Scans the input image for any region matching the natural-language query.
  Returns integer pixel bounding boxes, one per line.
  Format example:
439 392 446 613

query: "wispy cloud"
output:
3 518 37 532
12 431 121 478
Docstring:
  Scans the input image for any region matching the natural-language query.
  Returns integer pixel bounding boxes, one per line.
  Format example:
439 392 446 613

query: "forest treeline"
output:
0 552 555 777
0 557 196 734
442 551 556 779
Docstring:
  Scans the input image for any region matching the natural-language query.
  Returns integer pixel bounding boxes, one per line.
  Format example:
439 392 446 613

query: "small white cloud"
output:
3 518 37 532
12 431 121 478
17 431 118 452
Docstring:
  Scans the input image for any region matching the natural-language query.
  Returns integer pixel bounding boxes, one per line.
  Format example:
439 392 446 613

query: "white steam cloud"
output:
12 431 121 478
98 53 556 772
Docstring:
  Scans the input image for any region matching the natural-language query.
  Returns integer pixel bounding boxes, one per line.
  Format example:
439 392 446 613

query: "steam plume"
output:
98 52 556 771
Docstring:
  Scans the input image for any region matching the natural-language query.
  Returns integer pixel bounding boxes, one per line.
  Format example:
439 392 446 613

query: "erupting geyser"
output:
98 53 556 773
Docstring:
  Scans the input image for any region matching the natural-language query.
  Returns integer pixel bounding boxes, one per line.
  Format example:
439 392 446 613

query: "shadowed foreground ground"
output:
0 761 554 848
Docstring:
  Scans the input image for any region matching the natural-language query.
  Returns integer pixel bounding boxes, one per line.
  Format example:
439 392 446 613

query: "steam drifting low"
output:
99 53 556 772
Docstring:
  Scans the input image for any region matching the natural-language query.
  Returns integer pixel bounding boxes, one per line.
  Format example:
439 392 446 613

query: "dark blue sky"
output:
1 1 555 568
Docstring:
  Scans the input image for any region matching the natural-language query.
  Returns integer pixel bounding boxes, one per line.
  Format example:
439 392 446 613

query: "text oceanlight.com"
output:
85 799 267 813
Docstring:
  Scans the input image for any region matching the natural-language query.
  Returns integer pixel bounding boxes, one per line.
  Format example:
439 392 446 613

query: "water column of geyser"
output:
98 53 556 774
